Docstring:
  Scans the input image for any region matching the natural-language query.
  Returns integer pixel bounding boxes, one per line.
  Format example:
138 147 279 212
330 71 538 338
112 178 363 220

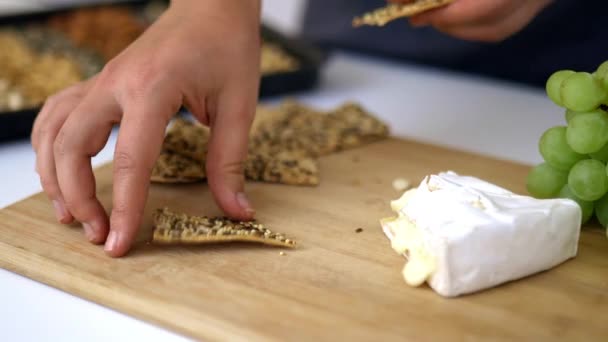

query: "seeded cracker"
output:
152 207 297 248
150 117 321 185
150 100 388 186
352 0 454 27
150 152 205 184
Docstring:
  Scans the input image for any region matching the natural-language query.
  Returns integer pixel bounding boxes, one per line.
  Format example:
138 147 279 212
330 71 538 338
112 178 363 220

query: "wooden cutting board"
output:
1 138 607 341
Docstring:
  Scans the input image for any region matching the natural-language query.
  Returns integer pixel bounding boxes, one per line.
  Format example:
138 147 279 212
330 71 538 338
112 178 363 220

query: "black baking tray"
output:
0 1 326 142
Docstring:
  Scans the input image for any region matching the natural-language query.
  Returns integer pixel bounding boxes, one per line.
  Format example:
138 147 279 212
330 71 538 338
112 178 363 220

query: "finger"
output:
36 94 83 224
409 0 510 27
432 1 550 42
105 98 176 257
205 84 258 222
54 92 120 244
32 96 59 154
32 82 86 152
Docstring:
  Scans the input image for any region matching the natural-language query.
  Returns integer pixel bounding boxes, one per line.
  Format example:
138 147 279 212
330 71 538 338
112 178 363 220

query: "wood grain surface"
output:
1 138 607 341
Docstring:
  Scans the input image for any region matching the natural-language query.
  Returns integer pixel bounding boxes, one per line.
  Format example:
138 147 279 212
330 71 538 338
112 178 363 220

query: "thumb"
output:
205 86 257 221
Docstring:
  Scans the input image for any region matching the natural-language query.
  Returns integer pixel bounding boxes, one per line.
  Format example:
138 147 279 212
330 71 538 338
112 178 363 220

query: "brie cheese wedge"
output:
381 171 581 297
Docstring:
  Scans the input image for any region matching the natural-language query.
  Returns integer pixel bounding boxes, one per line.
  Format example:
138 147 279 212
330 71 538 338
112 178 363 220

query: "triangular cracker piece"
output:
353 0 453 27
152 207 297 248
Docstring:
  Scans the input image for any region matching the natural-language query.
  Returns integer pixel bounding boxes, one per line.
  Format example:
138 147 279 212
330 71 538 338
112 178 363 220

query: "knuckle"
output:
43 94 61 108
114 150 137 174
99 60 120 83
123 66 159 99
63 198 81 212
53 130 69 158
39 176 59 195
110 201 130 219
207 160 245 179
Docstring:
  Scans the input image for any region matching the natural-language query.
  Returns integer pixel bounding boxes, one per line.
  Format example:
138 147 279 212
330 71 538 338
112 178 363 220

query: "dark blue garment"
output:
300 0 607 88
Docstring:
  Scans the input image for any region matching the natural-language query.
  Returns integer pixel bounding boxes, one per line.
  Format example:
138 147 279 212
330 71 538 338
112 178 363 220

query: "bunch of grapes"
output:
527 60 608 235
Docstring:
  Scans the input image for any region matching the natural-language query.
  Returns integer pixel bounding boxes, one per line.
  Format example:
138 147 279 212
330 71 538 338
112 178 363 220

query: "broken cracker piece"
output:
152 207 297 248
151 152 205 184
353 0 453 27
244 151 320 186
151 100 388 187
162 117 209 163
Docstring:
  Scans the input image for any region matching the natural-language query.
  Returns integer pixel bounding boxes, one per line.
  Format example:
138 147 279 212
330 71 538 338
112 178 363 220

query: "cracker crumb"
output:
392 178 411 192
471 198 485 210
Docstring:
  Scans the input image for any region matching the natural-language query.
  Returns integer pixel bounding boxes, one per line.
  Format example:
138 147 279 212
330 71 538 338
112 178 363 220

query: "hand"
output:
390 0 553 42
31 0 261 257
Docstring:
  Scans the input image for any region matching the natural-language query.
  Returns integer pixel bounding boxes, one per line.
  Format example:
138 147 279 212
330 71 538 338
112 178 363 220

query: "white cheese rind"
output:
383 171 581 297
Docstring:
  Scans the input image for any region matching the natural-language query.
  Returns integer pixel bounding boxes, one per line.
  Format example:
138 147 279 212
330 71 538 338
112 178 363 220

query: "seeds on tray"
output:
0 30 83 110
47 6 147 61
0 3 304 113
0 78 26 112
20 25 104 78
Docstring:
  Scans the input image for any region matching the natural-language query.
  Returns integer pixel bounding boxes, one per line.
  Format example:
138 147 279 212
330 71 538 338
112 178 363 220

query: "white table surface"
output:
0 1 566 341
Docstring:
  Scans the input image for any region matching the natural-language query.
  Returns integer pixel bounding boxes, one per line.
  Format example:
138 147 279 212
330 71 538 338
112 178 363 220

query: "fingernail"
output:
53 200 67 222
83 222 96 242
104 230 118 252
236 192 255 215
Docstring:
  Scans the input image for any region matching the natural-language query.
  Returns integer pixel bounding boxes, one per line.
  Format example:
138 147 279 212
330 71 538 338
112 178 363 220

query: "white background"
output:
0 1 564 341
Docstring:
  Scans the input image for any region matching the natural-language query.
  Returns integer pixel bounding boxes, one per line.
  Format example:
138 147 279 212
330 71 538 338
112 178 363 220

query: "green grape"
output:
595 60 608 91
595 60 608 79
558 184 593 224
566 109 608 154
539 126 585 170
565 109 581 123
526 163 568 198
589 142 608 162
568 159 608 201
564 109 597 123
560 72 606 112
546 70 574 106
594 193 608 228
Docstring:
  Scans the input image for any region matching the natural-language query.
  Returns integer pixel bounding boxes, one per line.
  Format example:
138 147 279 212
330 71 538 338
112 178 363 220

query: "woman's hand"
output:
390 0 553 42
31 0 261 257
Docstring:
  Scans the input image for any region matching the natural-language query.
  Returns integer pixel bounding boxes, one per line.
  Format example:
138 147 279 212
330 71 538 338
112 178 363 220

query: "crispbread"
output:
152 207 297 248
162 117 209 163
150 116 320 185
352 0 454 27
150 152 205 184
150 100 389 186
249 100 389 158
244 151 320 186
